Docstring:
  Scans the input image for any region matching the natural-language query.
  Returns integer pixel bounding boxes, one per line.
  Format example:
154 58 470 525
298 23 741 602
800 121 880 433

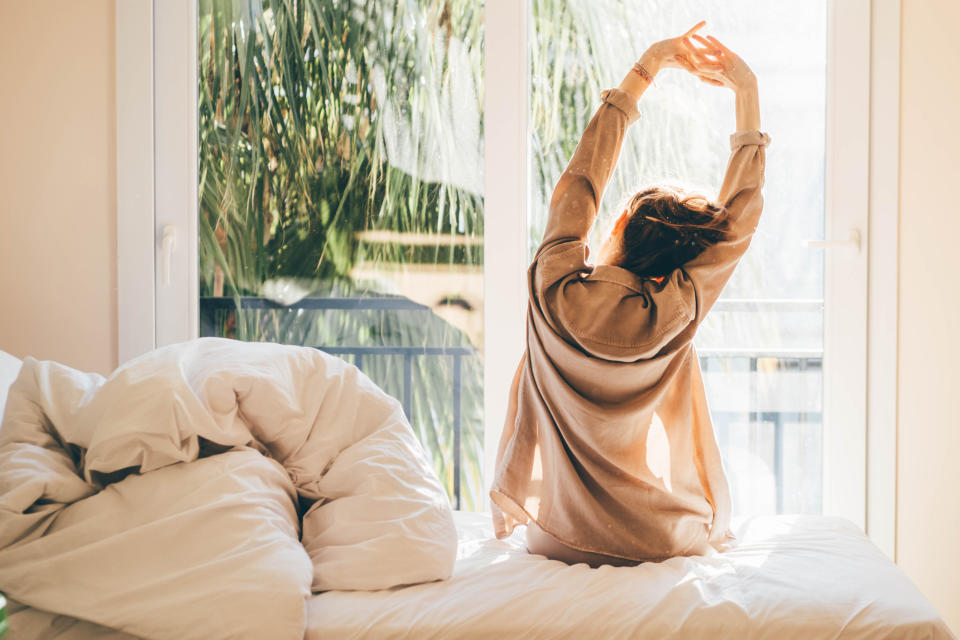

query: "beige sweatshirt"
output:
490 87 771 562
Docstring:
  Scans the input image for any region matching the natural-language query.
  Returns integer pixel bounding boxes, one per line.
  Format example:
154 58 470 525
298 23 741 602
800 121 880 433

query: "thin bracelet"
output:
631 61 656 87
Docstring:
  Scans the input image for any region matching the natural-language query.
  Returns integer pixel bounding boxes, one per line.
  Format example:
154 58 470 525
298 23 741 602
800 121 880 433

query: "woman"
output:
490 22 771 567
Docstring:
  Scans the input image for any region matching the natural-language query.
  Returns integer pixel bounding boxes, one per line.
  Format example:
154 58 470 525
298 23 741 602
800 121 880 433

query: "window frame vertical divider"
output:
117 0 200 357
482 0 530 496
822 0 871 531
152 0 200 348
116 0 157 364
865 0 901 560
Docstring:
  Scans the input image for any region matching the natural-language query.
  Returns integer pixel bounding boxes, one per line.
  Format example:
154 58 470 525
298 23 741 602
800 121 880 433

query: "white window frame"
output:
151 1 200 349
823 0 871 533
117 0 198 359
865 0 900 560
116 0 899 554
116 0 155 363
482 0 529 492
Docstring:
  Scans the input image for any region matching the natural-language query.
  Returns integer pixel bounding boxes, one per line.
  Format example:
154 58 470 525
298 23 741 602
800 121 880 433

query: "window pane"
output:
530 1 827 515
197 0 485 510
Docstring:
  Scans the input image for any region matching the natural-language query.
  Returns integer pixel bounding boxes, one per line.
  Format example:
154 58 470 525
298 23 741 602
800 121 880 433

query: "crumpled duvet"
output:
0 338 457 640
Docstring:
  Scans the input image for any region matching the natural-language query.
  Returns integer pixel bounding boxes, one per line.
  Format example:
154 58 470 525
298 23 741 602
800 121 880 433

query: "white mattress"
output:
7 512 954 639
309 511 954 639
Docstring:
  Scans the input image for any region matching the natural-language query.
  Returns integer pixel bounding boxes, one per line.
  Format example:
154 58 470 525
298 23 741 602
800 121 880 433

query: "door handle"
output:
803 228 861 252
161 225 177 285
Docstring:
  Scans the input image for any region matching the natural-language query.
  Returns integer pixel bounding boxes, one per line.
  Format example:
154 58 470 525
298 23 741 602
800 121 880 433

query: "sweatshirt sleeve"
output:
679 130 771 323
535 88 640 258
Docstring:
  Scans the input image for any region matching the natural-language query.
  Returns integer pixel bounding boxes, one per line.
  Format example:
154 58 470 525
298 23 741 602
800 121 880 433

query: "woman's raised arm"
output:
535 23 708 258
679 35 770 323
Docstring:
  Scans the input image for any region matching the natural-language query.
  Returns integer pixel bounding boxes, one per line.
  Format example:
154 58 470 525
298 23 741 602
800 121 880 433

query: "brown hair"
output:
614 186 730 278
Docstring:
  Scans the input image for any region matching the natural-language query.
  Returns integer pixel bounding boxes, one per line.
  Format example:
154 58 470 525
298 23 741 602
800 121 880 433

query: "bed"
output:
315 510 957 639
6 509 954 639
0 347 954 639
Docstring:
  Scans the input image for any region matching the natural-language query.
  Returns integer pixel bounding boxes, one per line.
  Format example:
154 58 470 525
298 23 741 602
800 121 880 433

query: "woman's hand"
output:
685 34 757 94
640 21 708 76
620 21 707 102
684 34 761 131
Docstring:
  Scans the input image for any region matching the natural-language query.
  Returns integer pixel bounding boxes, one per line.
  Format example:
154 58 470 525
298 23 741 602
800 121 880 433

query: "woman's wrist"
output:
735 74 758 96
618 49 661 103
638 48 663 77
734 79 761 131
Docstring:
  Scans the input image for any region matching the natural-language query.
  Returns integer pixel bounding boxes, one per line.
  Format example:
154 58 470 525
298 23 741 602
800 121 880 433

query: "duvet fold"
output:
0 338 457 640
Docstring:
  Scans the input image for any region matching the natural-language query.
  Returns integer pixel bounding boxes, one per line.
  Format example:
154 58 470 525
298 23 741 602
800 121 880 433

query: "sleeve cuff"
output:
730 130 772 150
600 88 641 125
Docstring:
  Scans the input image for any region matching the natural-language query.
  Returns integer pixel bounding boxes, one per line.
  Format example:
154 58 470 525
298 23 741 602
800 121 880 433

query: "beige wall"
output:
0 0 117 375
898 0 960 632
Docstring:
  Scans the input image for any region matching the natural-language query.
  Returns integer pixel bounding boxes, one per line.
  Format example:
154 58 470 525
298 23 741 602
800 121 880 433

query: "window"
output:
529 1 828 516
124 0 892 537
195 0 485 509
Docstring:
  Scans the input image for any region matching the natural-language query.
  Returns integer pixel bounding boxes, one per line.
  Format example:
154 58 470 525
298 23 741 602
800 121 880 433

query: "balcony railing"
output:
201 295 478 509
200 296 823 512
702 351 822 514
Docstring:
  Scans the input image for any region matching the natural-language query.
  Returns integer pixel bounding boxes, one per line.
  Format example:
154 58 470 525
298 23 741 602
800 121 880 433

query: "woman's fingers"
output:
696 68 723 78
694 67 727 84
673 48 720 75
672 55 698 71
671 31 738 88
691 34 722 56
684 40 716 61
705 35 734 56
681 20 707 38
690 52 721 69
681 37 705 57
669 28 736 86
681 40 714 66
685 35 710 52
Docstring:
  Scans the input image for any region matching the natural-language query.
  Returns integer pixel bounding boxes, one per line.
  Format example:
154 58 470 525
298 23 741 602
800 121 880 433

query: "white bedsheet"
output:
8 510 954 639
310 511 955 639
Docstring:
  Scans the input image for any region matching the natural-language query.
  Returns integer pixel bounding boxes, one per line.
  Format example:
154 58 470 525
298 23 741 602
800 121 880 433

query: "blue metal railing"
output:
200 296 823 512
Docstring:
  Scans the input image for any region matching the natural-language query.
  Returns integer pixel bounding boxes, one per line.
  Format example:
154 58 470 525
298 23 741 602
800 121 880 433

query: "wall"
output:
897 0 960 632
0 1 117 375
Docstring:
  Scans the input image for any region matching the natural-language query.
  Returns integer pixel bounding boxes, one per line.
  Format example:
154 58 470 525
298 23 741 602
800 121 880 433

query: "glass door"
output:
194 0 485 510
528 0 863 518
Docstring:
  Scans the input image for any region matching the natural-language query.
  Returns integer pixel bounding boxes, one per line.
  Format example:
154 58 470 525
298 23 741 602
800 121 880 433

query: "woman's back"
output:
489 26 770 563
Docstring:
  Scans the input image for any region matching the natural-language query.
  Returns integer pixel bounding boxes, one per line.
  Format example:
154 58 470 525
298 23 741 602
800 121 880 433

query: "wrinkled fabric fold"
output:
0 338 458 639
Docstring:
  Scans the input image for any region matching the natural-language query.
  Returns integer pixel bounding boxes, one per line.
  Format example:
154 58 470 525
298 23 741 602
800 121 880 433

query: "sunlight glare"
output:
646 413 673 493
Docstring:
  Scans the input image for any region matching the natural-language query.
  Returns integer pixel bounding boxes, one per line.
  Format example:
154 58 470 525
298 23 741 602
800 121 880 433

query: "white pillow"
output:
0 350 23 421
